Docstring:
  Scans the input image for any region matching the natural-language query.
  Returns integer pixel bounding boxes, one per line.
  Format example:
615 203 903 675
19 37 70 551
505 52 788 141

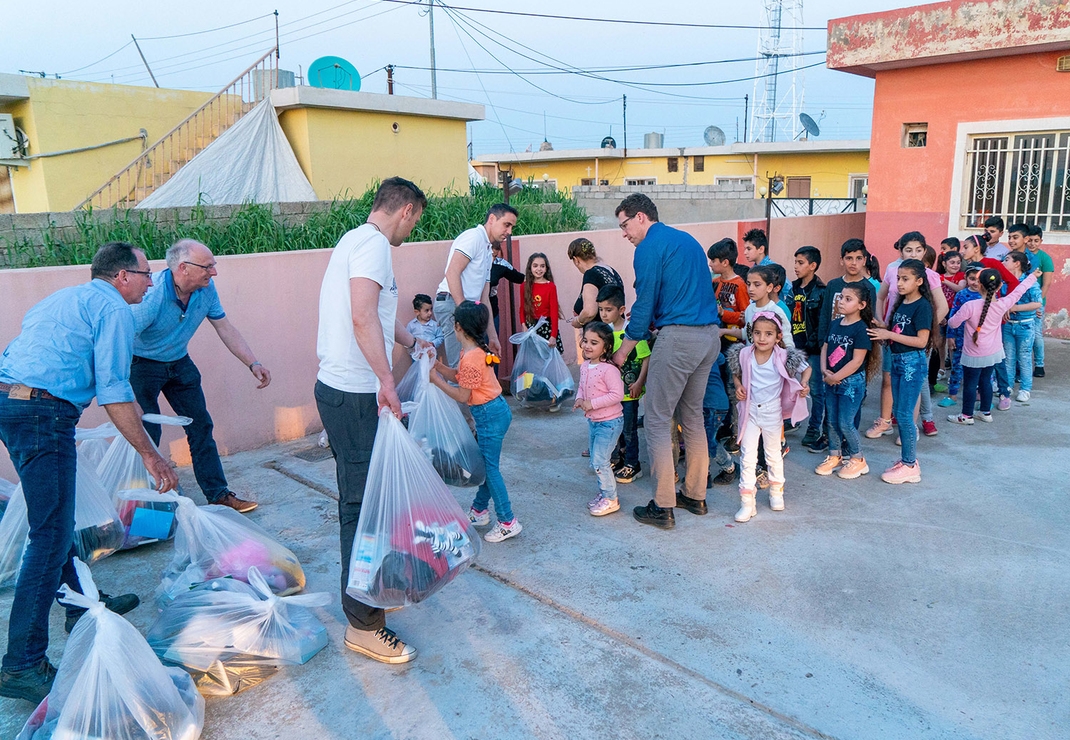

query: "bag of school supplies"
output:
147 567 329 696
406 355 486 487
16 558 204 740
157 493 305 603
347 408 479 608
510 318 575 409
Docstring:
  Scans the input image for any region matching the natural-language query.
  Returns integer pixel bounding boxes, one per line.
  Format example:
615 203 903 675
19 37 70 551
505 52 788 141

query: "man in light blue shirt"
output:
130 239 271 513
0 242 177 704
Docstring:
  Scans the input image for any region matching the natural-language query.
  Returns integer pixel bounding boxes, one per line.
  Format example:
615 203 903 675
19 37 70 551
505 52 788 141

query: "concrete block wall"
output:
572 183 764 227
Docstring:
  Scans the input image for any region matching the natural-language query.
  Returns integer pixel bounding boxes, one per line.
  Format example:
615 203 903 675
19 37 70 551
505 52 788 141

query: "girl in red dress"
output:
522 252 564 354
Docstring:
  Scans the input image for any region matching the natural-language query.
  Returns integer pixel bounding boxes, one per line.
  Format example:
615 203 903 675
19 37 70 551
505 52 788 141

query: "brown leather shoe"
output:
214 491 258 513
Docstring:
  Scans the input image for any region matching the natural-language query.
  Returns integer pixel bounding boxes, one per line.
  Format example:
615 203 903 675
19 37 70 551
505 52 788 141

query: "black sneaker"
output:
800 428 822 448
712 467 736 485
632 500 675 529
65 591 140 633
615 464 642 484
804 435 829 454
1033 367 1045 378
724 438 741 455
675 491 708 516
0 659 56 704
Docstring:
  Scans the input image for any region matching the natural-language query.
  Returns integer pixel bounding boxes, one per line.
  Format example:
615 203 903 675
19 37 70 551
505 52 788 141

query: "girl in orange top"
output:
430 301 521 543
521 252 563 354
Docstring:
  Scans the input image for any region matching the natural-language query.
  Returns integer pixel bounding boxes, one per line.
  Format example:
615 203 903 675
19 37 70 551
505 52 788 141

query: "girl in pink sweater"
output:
946 268 1039 424
573 321 625 517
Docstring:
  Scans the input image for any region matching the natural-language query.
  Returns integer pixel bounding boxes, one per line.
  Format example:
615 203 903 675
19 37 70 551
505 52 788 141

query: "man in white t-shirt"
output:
315 177 429 665
434 204 517 365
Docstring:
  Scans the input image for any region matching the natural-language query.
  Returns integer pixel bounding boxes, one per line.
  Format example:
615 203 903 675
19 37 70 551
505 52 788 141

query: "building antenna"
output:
428 0 438 99
749 0 803 142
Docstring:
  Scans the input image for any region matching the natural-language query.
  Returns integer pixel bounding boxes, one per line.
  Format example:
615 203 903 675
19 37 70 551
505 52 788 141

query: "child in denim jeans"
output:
941 265 983 408
703 352 736 487
574 322 625 517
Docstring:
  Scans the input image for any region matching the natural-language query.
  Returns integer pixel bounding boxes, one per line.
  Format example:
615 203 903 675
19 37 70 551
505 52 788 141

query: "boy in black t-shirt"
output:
788 246 827 450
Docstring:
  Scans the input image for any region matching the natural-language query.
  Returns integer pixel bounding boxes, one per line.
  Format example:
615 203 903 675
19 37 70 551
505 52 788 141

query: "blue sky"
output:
3 1 913 154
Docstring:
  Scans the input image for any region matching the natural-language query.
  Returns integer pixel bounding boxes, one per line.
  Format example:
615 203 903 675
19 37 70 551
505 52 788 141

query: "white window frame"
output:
949 116 1070 244
624 177 657 186
849 174 868 200
713 176 755 188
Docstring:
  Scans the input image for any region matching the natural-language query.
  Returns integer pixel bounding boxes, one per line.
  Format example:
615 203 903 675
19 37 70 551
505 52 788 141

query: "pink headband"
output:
752 310 783 330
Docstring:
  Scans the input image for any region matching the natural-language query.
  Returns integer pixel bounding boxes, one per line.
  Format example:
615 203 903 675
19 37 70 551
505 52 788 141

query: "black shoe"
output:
724 438 740 455
800 428 821 447
65 591 140 633
632 500 675 529
1033 367 1045 378
712 467 736 485
0 659 56 704
804 435 829 454
784 420 800 434
675 491 708 516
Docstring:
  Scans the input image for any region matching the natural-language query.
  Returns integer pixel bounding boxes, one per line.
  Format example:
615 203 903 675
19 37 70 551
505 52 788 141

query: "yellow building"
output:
472 140 870 200
0 74 212 213
0 74 484 213
272 86 482 200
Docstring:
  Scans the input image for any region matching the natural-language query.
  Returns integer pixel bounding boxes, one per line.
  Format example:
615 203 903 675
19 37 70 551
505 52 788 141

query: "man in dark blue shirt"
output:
611 194 719 530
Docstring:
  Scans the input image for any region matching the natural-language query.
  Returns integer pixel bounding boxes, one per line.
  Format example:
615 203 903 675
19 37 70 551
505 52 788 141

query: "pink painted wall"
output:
0 213 864 481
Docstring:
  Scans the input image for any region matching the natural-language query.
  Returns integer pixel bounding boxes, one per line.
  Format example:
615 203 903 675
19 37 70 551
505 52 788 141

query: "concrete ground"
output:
2 342 1069 739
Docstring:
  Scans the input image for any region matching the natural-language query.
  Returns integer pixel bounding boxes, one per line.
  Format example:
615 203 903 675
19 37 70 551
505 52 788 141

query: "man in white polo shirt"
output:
434 204 517 365
315 177 429 664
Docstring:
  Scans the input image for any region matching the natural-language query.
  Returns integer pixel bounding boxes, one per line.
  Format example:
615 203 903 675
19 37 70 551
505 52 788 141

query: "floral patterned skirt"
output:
526 320 564 354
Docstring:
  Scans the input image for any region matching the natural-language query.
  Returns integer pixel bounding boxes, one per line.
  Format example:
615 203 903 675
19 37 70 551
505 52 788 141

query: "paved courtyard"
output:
2 343 1068 739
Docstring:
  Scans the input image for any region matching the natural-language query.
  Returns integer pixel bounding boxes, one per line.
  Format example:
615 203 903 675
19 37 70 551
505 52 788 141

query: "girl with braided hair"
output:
430 301 522 543
946 266 1040 426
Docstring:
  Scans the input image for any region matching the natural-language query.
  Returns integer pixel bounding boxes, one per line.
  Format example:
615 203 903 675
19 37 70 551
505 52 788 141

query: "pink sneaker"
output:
997 396 1012 411
881 460 922 484
865 417 894 439
589 496 620 517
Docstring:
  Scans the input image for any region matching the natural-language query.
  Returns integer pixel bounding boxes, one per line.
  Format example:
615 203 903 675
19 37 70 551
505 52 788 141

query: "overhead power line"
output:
138 13 276 40
379 0 828 30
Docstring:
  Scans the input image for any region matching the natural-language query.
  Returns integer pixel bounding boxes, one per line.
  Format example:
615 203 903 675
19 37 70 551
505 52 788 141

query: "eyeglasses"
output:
183 260 217 271
116 269 152 277
618 216 633 231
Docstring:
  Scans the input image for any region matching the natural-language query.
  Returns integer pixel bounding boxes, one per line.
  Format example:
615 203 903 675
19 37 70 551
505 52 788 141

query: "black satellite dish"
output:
799 113 821 139
601 136 617 149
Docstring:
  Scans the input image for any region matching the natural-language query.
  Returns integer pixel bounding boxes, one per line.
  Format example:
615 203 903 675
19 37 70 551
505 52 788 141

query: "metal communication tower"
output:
749 0 804 142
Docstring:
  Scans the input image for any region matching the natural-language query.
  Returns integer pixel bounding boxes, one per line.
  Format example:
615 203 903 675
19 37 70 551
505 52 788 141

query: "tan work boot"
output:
344 626 417 664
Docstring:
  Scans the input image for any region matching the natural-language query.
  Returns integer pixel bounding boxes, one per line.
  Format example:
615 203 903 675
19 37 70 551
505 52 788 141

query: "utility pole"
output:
743 94 749 142
386 65 395 95
623 95 628 156
428 0 438 99
274 9 280 60
131 35 159 88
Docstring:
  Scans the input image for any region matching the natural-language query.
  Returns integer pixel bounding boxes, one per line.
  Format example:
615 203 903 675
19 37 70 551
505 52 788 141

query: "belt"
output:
0 383 57 401
436 292 450 300
1005 318 1033 324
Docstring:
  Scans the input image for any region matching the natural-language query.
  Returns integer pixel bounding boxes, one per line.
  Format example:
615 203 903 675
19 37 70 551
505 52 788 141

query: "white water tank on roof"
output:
643 132 664 149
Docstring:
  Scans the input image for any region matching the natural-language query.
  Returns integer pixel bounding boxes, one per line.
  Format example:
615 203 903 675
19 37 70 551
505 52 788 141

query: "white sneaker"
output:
769 488 785 512
977 412 994 423
735 491 757 523
1016 390 1031 404
484 519 522 542
468 507 490 526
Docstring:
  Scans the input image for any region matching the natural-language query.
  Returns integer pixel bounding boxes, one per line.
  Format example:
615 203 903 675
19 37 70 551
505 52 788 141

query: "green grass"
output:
1 184 589 268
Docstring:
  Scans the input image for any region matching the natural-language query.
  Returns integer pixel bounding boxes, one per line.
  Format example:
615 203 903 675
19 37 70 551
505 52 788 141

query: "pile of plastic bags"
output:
510 318 575 410
17 559 205 740
157 492 305 603
405 353 486 488
347 408 480 608
147 566 329 696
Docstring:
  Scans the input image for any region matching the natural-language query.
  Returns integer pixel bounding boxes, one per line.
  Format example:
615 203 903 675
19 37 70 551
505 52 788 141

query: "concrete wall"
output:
0 213 866 481
278 107 471 198
2 78 212 212
573 184 765 228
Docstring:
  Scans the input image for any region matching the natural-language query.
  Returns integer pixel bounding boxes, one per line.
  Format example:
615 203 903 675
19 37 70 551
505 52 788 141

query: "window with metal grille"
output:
625 178 656 186
580 178 595 186
694 156 705 172
903 123 927 148
963 130 1070 233
667 157 679 172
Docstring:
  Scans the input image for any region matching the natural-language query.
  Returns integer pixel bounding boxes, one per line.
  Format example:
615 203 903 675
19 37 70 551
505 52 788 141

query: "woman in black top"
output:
566 237 623 330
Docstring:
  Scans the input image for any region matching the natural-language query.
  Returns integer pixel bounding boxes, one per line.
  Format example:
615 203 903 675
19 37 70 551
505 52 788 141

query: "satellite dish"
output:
308 56 361 91
703 126 726 147
799 113 821 139
601 136 616 149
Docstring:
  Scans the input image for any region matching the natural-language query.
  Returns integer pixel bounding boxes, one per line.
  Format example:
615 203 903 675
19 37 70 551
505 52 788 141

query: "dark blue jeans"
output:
0 394 82 672
891 350 927 465
825 372 866 458
470 395 514 523
130 354 228 503
962 364 995 418
616 399 640 467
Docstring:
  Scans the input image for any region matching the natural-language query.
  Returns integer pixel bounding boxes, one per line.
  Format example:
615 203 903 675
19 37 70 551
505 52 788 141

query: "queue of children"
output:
409 219 1051 535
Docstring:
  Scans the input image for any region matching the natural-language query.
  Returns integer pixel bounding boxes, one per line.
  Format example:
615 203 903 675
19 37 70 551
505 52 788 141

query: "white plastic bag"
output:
347 409 480 608
156 493 306 602
406 354 486 487
0 445 126 589
510 318 575 409
396 345 435 404
97 414 191 499
16 558 204 740
76 422 118 473
0 476 16 514
147 566 330 695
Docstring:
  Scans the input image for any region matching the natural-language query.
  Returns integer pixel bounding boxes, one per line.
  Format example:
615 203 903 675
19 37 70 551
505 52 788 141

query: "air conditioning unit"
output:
0 114 27 166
